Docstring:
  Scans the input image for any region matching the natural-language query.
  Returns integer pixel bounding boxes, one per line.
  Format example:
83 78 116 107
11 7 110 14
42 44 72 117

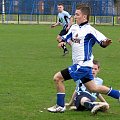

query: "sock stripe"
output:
107 87 112 95
57 93 65 95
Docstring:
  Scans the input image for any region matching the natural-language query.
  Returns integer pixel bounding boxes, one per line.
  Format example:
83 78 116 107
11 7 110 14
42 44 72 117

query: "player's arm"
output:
58 28 73 48
58 37 72 48
66 16 73 31
97 94 110 111
100 39 112 48
51 16 60 28
65 90 77 106
93 29 112 48
97 93 107 102
51 22 59 28
57 36 66 48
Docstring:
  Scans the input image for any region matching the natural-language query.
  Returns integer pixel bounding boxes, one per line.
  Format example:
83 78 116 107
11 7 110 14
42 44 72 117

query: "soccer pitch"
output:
0 24 120 120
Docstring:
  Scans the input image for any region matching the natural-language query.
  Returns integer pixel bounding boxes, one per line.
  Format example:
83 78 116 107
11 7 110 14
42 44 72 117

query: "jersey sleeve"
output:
64 11 71 18
88 25 107 44
98 78 103 85
75 80 80 92
92 28 107 44
57 14 60 23
96 77 103 85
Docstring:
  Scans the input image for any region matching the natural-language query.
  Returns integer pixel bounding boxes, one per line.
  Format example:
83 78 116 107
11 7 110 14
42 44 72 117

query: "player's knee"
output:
81 97 90 106
56 36 59 41
56 36 61 42
53 72 63 83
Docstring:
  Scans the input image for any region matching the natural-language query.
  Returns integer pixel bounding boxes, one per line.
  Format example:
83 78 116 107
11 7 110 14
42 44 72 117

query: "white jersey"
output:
62 23 107 67
76 77 103 99
58 10 71 28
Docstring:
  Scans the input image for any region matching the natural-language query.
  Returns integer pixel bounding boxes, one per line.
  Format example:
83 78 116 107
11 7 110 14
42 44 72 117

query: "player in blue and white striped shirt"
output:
51 3 73 56
48 4 120 113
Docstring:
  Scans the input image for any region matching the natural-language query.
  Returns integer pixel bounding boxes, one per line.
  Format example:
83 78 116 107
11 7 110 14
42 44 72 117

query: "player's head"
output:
57 3 64 13
92 60 100 78
74 4 90 25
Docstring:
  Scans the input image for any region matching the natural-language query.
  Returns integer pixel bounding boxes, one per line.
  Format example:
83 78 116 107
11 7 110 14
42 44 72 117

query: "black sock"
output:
84 101 95 110
61 44 68 52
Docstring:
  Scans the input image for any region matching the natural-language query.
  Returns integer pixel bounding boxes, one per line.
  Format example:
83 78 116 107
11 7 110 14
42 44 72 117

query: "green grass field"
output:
0 24 120 120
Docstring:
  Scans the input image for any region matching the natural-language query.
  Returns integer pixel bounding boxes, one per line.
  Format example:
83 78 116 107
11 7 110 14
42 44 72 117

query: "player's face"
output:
74 9 87 25
92 64 100 78
57 5 64 13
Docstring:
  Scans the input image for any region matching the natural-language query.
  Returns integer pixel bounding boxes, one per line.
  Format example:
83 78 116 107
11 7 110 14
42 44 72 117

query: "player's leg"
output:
73 66 120 101
74 92 97 111
81 96 96 110
74 94 86 111
47 68 72 112
73 90 96 111
54 68 72 107
92 101 109 112
80 94 109 114
79 92 99 112
57 35 69 56
91 102 109 114
84 80 120 100
57 29 69 56
47 71 65 112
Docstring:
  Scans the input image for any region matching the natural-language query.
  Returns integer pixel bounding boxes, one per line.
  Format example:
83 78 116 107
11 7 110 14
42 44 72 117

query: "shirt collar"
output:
79 21 88 27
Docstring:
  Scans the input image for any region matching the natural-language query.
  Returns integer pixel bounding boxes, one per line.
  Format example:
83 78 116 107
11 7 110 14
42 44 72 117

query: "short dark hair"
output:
58 3 64 6
93 60 100 69
76 4 90 21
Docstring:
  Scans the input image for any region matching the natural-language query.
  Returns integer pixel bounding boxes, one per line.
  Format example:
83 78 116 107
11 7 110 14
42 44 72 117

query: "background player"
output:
51 3 73 56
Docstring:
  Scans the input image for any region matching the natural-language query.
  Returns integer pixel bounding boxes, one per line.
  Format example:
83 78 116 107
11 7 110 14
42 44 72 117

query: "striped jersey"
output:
76 77 103 99
62 22 107 67
58 10 71 29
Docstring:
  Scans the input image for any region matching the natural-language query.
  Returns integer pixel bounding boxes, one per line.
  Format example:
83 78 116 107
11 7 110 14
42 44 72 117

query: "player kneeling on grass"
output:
65 60 109 114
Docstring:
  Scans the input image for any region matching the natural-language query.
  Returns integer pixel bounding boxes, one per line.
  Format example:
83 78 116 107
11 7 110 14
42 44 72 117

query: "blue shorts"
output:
68 64 94 83
74 92 96 111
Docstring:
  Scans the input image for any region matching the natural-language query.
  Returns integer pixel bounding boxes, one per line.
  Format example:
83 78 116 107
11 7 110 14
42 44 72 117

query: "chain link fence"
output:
0 0 120 25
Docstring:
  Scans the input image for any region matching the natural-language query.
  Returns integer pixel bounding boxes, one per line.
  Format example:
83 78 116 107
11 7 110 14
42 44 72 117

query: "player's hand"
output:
66 26 70 31
102 39 112 46
65 103 71 106
58 42 66 48
51 24 55 28
65 103 77 110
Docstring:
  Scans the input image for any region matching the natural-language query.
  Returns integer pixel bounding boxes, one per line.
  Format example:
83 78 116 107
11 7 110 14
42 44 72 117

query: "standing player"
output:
47 4 120 113
51 3 73 56
66 60 109 114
